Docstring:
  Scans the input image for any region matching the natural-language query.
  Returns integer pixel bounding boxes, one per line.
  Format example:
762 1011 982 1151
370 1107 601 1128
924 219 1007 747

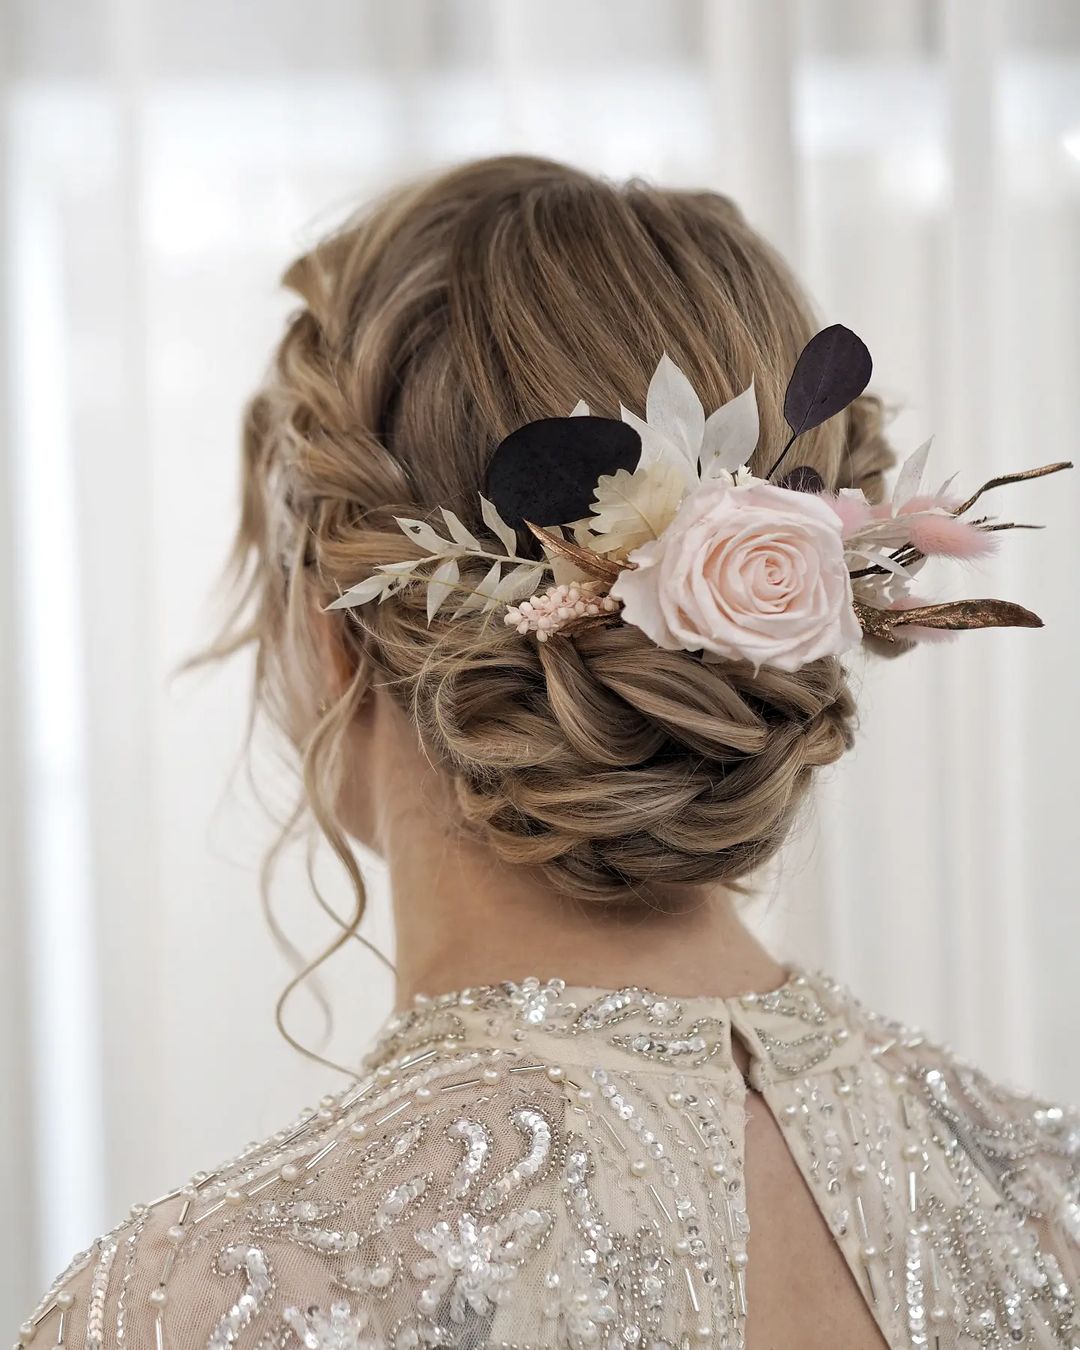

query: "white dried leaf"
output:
646 353 705 469
550 554 590 587
439 507 483 551
378 559 423 576
585 462 685 553
843 514 920 550
569 518 592 547
845 548 913 579
452 561 503 619
852 565 916 607
569 398 590 417
700 379 759 478
426 556 460 623
850 572 887 605
479 494 518 556
378 572 415 602
395 516 459 555
326 573 390 610
620 405 694 490
891 438 933 510
491 562 547 605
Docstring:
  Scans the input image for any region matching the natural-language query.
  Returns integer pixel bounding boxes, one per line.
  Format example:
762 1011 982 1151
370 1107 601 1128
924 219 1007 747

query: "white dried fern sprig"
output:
326 496 551 623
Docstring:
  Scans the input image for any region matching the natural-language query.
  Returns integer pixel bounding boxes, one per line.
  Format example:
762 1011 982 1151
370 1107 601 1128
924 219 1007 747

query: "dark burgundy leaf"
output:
484 416 641 530
775 465 826 494
783 325 872 442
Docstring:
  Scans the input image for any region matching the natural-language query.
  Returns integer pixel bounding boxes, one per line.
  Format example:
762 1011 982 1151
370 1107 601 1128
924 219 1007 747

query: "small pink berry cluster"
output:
504 581 620 641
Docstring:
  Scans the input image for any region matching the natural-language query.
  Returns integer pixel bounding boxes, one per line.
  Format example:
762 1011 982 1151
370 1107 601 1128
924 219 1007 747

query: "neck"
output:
389 868 788 1014
372 704 787 1013
380 793 783 1015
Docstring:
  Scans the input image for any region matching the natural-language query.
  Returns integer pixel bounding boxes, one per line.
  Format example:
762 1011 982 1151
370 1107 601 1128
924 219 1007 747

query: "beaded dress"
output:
17 966 1079 1350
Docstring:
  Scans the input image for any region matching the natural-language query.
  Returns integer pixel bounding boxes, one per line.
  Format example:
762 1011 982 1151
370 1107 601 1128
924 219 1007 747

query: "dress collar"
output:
364 964 867 1088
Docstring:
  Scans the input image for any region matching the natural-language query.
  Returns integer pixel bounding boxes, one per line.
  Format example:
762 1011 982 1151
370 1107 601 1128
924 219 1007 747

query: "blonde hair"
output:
215 155 893 981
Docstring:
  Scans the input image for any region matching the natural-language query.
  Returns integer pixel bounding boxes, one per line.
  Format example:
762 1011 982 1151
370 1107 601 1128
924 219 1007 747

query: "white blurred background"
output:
2 0 1079 1326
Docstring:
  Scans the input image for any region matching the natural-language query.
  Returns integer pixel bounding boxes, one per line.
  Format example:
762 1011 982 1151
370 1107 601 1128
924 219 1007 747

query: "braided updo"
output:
224 155 892 910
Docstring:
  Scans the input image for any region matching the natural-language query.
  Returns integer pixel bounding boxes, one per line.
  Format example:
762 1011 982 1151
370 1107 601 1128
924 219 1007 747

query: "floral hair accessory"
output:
327 326 1072 675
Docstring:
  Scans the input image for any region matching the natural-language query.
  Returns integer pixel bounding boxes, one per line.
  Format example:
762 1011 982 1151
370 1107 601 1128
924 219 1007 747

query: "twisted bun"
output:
225 156 893 907
385 617 855 902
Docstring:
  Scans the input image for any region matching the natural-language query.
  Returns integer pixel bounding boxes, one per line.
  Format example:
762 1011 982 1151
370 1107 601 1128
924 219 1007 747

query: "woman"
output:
18 157 1077 1349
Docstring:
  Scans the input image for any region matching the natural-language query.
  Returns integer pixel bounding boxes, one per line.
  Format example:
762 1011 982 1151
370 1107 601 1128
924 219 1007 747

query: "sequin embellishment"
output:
16 966 1079 1350
412 1208 553 1323
281 1300 382 1350
208 1245 274 1350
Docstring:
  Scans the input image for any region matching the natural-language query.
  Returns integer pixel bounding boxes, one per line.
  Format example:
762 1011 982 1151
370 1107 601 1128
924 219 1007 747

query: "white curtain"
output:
3 0 1079 1325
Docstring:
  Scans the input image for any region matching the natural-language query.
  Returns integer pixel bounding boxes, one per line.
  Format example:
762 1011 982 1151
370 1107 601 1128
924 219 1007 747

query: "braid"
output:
369 609 855 904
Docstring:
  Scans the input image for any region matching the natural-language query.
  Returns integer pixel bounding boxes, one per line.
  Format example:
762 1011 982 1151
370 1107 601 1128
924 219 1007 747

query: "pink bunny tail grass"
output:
887 596 958 644
823 489 874 536
904 514 998 560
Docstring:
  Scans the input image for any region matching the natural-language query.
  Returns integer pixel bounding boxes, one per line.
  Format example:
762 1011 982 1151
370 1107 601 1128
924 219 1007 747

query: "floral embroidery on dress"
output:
14 967 1079 1350
282 1301 382 1350
609 1016 727 1067
413 1209 554 1323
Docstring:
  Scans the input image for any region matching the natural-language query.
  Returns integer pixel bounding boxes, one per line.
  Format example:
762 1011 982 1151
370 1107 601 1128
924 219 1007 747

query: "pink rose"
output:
610 480 861 673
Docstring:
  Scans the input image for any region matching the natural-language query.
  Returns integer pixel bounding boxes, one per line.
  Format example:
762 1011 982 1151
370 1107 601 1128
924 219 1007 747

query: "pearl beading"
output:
15 965 1079 1350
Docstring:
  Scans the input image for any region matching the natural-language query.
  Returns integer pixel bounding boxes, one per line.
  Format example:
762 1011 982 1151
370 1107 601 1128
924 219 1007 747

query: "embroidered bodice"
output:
16 966 1079 1350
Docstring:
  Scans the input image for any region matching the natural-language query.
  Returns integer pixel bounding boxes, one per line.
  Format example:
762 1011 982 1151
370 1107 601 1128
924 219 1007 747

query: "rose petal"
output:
616 480 860 671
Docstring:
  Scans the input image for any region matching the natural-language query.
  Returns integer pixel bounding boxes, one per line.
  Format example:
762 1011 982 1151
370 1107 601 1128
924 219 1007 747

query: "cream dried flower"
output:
577 461 687 555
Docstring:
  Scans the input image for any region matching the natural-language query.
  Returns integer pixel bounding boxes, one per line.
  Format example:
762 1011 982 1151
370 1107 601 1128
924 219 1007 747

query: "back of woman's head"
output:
229 154 893 904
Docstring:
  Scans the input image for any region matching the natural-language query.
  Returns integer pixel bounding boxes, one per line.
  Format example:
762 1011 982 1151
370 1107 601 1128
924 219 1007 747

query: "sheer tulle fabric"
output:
18 968 1078 1350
